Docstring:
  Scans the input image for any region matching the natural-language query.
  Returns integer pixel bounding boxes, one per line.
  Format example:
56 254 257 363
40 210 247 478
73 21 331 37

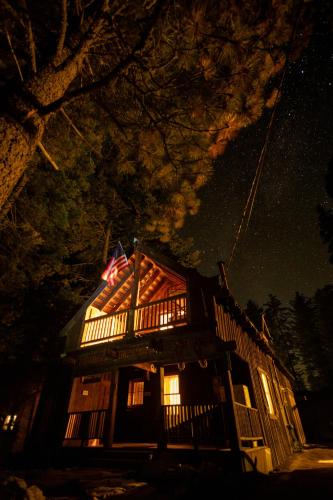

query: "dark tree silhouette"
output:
318 157 333 263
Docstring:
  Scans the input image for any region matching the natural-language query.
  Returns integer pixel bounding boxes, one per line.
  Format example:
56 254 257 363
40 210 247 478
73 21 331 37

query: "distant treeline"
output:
245 285 333 391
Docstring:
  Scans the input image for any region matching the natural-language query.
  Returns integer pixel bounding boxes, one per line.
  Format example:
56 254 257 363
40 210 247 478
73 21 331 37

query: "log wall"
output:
214 298 305 467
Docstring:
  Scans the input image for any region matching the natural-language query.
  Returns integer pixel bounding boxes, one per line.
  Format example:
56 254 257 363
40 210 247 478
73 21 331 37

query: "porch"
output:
80 293 188 347
63 402 263 450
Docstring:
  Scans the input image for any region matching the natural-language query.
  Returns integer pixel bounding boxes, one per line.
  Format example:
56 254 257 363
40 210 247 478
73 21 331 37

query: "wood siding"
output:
214 298 305 467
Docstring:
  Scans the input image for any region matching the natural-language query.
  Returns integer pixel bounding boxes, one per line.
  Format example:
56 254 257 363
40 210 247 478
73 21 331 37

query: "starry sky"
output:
181 6 333 307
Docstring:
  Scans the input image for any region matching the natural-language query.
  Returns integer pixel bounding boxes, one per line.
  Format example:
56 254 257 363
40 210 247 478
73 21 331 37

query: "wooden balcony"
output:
80 294 188 348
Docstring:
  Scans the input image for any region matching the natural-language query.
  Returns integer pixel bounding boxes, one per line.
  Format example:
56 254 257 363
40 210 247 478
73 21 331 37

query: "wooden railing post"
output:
157 366 167 449
126 249 141 337
221 352 242 452
105 369 119 448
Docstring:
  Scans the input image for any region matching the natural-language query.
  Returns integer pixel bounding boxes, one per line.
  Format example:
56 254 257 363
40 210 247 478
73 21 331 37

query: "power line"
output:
226 2 302 272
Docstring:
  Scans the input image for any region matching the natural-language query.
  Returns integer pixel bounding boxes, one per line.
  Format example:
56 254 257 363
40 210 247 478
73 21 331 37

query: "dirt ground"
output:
1 443 333 499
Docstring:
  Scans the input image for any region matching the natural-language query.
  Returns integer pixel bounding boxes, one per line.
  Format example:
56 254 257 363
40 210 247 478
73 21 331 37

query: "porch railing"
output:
80 294 188 347
162 403 227 447
81 310 127 346
234 402 263 442
135 294 187 333
64 410 107 441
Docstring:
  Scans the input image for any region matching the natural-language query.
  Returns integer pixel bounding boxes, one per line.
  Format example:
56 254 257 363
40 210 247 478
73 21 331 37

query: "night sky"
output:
181 9 333 307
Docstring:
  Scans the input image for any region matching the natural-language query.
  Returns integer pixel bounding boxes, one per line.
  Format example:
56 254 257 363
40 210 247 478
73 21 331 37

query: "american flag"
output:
101 242 128 286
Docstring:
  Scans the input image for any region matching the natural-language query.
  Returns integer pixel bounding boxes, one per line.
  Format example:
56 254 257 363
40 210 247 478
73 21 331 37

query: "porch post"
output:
126 249 141 337
157 366 166 449
105 369 119 447
222 352 242 452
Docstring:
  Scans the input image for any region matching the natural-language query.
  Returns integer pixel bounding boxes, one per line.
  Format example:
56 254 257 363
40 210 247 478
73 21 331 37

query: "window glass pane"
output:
260 372 274 415
127 380 144 406
164 375 180 405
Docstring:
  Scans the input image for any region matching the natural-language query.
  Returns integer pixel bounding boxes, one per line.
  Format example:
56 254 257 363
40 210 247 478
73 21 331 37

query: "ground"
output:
1 444 333 499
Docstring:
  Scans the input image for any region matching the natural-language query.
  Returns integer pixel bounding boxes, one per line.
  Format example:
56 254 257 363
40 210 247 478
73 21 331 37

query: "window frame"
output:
127 379 144 407
258 368 276 417
163 374 181 406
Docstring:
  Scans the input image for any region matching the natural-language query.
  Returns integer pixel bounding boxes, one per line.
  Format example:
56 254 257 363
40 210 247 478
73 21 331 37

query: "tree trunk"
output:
0 54 86 211
0 116 38 211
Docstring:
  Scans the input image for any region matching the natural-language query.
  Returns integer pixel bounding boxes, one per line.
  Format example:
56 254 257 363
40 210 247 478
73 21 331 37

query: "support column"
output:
126 249 141 337
221 352 242 452
105 369 119 448
157 366 166 449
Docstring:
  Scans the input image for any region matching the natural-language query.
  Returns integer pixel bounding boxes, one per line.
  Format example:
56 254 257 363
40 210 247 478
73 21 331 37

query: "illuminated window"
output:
127 380 144 406
259 371 275 415
164 375 180 405
2 414 17 431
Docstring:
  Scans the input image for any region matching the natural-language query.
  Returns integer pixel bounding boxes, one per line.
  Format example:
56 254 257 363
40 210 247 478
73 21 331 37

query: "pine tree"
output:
289 292 324 390
0 0 311 223
245 299 263 331
264 294 304 390
318 157 333 263
312 285 333 389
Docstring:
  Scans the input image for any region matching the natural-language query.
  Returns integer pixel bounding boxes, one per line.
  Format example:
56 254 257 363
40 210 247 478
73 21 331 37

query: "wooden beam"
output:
105 369 119 447
145 278 166 303
126 249 141 336
221 352 242 452
99 265 134 311
133 363 157 373
157 366 166 449
113 262 154 311
138 268 161 303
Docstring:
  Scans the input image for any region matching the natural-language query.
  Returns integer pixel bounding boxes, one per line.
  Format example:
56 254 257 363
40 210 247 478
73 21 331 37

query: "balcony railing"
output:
81 310 128 347
135 294 187 333
234 402 263 442
80 293 188 347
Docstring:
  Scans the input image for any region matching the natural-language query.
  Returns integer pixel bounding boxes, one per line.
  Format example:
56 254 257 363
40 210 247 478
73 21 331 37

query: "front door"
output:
114 367 160 443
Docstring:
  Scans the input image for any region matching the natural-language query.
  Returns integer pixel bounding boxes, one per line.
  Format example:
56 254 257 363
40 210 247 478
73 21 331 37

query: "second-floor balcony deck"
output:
80 293 188 348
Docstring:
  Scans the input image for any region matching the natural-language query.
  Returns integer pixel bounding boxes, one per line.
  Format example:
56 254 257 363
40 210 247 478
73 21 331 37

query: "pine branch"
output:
37 142 60 171
27 19 37 73
6 29 24 81
55 0 68 62
60 108 102 156
38 0 165 116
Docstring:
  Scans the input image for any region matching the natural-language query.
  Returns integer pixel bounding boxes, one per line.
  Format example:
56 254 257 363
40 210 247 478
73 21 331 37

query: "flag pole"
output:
126 238 141 337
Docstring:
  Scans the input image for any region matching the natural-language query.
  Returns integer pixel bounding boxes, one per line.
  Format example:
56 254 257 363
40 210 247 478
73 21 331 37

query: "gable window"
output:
259 370 275 416
164 375 180 405
127 380 144 407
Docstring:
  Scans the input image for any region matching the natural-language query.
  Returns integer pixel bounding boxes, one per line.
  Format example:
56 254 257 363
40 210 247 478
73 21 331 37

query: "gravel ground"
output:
1 443 333 499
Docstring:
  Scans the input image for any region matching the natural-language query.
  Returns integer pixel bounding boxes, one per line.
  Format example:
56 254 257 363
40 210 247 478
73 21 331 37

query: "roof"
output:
59 246 192 340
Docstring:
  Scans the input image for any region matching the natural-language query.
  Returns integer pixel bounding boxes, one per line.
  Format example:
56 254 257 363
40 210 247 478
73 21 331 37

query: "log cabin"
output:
28 245 305 472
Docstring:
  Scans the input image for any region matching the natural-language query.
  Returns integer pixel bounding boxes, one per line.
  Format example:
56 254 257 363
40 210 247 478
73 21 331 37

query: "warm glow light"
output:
260 372 275 415
127 380 144 406
164 375 180 405
85 306 106 320
318 460 333 464
2 414 17 431
160 313 174 330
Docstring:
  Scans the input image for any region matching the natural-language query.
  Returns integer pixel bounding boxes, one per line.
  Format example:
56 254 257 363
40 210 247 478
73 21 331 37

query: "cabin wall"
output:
68 373 112 413
114 362 220 443
214 299 305 468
